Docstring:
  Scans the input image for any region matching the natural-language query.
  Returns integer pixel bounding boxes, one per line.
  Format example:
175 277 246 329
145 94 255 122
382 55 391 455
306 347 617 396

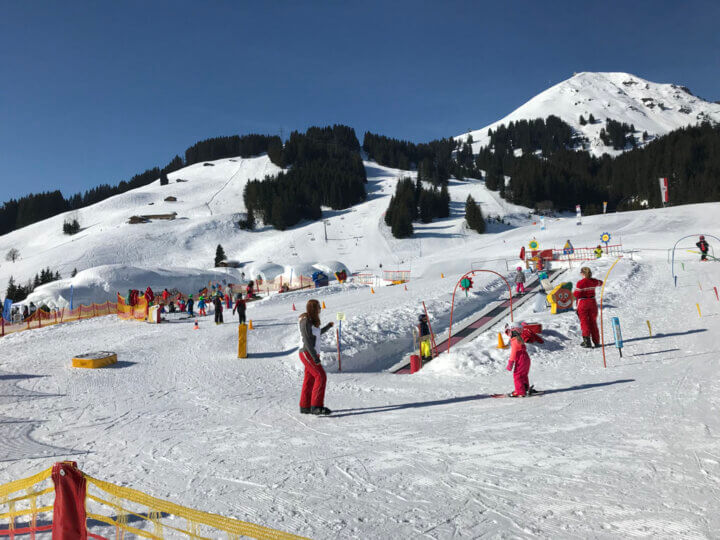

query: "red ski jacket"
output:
573 277 603 301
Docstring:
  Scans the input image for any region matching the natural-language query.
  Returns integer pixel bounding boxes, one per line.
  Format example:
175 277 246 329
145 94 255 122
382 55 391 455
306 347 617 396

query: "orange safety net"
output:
1 301 118 337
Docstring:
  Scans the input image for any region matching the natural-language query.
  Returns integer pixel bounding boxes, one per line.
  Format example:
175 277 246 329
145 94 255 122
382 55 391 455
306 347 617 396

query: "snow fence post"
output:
51 461 87 540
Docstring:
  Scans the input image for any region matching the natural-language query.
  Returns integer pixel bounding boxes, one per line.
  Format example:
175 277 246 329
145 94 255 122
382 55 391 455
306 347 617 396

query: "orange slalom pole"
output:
599 258 621 369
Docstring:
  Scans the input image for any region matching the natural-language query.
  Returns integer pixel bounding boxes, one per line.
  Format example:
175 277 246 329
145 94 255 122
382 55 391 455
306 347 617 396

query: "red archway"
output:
447 270 513 353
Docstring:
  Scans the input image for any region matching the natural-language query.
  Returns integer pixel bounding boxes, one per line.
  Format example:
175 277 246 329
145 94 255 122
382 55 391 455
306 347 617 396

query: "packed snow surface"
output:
1 188 719 537
456 71 720 156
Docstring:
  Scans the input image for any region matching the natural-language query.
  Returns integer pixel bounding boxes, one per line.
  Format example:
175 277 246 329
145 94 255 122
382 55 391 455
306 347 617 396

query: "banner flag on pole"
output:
575 205 582 226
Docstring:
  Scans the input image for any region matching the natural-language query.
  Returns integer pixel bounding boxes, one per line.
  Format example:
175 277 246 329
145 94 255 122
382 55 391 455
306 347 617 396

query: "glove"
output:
506 362 513 371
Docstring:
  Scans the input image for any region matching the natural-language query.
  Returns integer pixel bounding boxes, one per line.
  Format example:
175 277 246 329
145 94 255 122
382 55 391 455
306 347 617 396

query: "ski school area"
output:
0 207 719 538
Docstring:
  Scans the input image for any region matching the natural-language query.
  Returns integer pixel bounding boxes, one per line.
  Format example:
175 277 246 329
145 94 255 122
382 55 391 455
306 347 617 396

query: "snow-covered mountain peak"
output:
457 71 720 156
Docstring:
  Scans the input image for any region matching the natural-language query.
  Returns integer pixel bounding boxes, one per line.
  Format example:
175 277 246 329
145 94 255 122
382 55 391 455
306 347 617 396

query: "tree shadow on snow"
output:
622 328 707 344
329 379 635 418
0 373 45 381
541 379 635 396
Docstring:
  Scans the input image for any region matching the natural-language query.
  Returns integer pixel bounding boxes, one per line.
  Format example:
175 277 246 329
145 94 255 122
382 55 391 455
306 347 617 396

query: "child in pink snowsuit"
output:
506 324 531 396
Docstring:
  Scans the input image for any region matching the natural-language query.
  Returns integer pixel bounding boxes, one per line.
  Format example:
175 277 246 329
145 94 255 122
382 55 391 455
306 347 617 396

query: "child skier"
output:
513 266 526 295
594 245 603 259
212 294 223 324
696 235 710 261
505 320 533 397
418 314 432 361
232 293 247 325
197 295 206 317
186 295 194 317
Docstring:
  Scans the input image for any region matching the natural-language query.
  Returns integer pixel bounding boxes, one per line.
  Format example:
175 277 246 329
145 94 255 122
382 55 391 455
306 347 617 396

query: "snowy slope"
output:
0 203 719 538
0 157 533 306
456 72 720 156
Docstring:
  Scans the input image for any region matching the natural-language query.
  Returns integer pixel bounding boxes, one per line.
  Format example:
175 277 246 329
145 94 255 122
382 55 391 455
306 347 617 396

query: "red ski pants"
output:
516 282 525 293
299 351 327 408
577 300 600 344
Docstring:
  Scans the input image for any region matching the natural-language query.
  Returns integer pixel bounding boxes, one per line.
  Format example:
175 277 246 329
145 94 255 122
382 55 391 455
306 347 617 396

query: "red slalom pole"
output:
714 286 719 301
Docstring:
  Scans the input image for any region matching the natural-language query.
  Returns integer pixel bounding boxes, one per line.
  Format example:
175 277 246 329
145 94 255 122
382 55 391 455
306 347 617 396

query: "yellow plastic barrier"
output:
72 351 118 369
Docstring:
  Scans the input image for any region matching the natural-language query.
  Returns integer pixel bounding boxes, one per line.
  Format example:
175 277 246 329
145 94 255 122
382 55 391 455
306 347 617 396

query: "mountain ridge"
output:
455 71 720 156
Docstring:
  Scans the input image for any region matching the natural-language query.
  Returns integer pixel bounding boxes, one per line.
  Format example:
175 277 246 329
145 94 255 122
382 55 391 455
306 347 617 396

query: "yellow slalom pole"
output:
646 320 652 337
697 304 702 318
599 258 622 369
238 323 248 358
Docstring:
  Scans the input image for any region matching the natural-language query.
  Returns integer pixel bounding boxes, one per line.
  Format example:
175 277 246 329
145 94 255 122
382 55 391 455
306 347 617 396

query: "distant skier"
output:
573 267 604 348
246 280 255 299
197 296 206 317
186 294 194 317
298 299 334 415
232 293 246 325
162 288 170 303
514 266 526 295
696 235 710 261
594 245 603 259
504 320 533 397
212 295 223 324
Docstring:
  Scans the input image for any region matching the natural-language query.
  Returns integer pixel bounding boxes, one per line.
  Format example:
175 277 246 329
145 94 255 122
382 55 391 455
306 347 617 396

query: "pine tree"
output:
465 195 486 233
5 276 16 300
71 268 78 278
391 204 413 238
240 206 255 230
588 113 596 124
419 191 433 223
438 184 450 218
160 171 169 186
214 244 226 267
579 115 587 126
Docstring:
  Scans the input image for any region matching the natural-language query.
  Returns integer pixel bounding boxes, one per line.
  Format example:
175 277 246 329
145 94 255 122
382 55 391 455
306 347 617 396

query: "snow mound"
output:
24 265 242 308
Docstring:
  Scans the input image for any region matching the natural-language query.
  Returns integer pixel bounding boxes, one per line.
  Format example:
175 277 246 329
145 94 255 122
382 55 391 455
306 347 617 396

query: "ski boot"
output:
581 336 591 348
311 406 332 415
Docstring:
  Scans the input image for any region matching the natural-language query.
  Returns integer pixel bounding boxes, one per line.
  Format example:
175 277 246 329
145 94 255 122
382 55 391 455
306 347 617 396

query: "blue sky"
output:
1 1 718 199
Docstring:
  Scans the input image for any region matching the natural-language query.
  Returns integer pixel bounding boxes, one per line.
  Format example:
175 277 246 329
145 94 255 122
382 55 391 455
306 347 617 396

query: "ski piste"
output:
391 268 566 374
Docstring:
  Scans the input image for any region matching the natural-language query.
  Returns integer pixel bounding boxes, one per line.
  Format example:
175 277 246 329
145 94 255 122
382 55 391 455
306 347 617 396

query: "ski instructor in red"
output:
573 267 603 348
298 299 334 415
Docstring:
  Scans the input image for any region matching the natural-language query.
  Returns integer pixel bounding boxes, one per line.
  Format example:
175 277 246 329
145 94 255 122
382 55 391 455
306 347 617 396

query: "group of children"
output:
153 282 253 325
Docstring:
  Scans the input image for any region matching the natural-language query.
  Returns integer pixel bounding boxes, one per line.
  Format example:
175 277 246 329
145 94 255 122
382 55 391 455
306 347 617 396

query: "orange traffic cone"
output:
441 273 444 278
371 288 375 294
248 319 253 330
193 319 199 330
322 301 326 309
292 303 296 311
497 332 508 349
